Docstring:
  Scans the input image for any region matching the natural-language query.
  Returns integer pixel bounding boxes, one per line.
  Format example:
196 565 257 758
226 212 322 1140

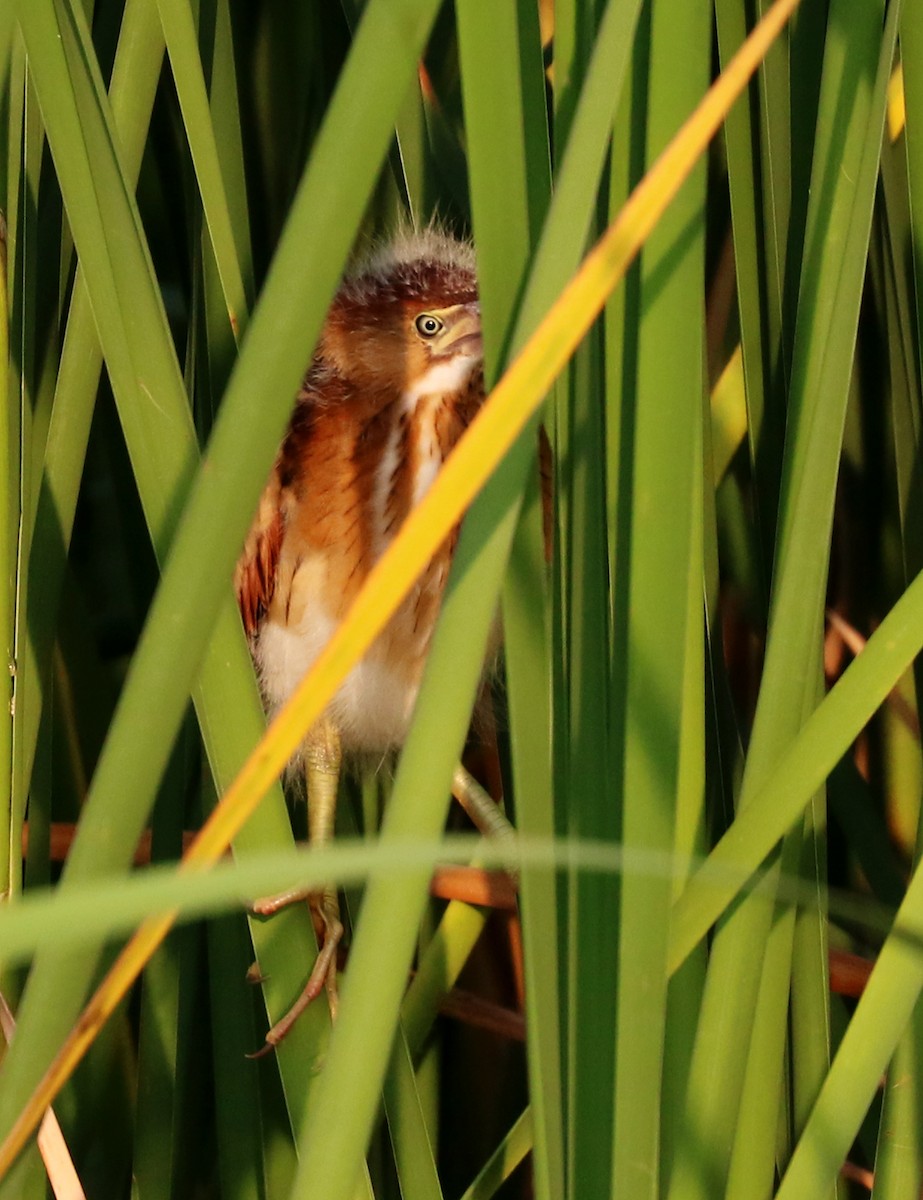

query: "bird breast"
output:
254 356 483 754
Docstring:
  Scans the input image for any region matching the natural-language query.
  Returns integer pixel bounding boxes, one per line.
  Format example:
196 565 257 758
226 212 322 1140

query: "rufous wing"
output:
235 471 285 637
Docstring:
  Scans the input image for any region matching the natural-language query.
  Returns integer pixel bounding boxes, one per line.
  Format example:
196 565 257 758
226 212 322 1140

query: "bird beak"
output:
433 303 482 361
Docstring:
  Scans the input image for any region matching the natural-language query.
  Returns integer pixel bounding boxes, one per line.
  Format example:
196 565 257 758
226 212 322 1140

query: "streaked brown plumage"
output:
235 229 488 1046
236 229 484 754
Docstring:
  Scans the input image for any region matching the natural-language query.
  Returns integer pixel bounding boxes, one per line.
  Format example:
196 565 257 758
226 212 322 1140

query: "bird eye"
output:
415 313 444 338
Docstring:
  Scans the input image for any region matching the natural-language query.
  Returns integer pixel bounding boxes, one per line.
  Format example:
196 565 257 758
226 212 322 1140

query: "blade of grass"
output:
714 0 779 582
709 347 746 484
752 0 796 552
4 35 27 905
609 3 708 1194
495 3 644 1193
418 69 470 219
394 81 426 224
201 0 253 307
563 256 613 1200
0 836 500 965
15 0 164 803
383 1025 443 1200
458 1108 533 1200
401 900 487 1056
869 10 923 1194
0 39 15 903
870 1016 923 1198
789 798 836 1154
11 69 55 892
156 0 250 330
904 0 923 399
131 719 201 1199
660 374 708 1184
0 828 910 974
208 914 282 1200
775 857 923 1199
724 830 801 1195
452 5 557 1197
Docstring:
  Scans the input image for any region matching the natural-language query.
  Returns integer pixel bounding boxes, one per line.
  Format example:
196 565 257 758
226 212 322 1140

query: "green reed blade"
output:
608 5 708 1195
383 1026 443 1200
16 0 164 857
156 0 250 331
776 855 923 1199
0 26 18 905
459 1108 533 1200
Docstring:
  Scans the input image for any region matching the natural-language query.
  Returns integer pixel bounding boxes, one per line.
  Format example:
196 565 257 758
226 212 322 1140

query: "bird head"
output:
318 229 483 401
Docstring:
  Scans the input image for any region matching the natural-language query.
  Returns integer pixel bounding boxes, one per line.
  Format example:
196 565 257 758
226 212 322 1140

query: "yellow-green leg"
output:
251 717 343 1050
451 763 516 844
250 752 511 1052
452 763 518 883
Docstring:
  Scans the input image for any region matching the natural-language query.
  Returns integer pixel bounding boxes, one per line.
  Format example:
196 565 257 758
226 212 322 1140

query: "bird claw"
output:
250 884 314 917
245 961 267 985
248 887 341 1056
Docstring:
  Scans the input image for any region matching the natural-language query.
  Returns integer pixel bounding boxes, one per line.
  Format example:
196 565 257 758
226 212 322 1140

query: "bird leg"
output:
251 716 343 1050
452 764 514 841
250 754 509 1051
452 763 519 883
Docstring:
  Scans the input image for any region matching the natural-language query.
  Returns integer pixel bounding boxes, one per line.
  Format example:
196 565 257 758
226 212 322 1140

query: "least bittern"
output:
235 229 502 1049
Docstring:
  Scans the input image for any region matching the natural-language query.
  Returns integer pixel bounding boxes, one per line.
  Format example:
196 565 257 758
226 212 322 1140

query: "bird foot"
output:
248 887 342 1057
245 961 267 985
251 884 314 917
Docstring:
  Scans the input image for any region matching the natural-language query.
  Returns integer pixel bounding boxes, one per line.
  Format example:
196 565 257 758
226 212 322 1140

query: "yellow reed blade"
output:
888 61 905 143
0 0 800 1175
710 345 747 484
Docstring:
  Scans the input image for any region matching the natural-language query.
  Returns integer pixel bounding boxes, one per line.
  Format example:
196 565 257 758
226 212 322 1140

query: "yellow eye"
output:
415 313 444 338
